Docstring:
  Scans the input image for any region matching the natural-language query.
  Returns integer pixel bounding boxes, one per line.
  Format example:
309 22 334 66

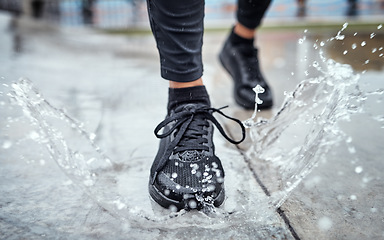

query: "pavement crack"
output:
277 208 301 240
239 147 301 240
223 124 301 240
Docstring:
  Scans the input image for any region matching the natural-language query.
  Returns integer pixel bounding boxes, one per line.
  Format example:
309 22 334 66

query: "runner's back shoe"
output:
219 37 273 110
149 103 245 211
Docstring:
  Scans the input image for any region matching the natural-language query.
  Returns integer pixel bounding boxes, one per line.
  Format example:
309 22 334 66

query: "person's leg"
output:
146 0 245 211
146 0 205 83
237 0 272 31
219 0 273 109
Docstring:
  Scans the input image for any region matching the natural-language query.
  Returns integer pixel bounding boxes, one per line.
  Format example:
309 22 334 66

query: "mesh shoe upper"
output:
149 103 245 209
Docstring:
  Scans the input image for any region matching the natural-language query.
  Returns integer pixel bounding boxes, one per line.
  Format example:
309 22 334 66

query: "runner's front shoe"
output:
219 36 273 110
149 103 245 211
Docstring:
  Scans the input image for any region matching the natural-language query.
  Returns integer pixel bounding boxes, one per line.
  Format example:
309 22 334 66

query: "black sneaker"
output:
149 103 245 211
219 37 273 110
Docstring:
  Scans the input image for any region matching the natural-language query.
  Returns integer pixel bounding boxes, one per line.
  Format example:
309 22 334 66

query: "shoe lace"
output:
151 105 245 183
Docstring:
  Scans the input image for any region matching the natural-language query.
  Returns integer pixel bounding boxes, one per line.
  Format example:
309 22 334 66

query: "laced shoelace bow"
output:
151 106 246 184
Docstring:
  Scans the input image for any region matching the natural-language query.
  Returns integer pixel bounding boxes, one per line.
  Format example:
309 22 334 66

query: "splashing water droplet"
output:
2 140 12 149
348 145 356 153
254 85 265 104
318 217 333 231
188 199 197 209
370 33 376 39
364 60 370 64
333 22 348 41
87 157 96 165
361 41 366 47
378 24 382 29
312 61 319 68
343 50 348 55
89 133 96 140
298 37 306 44
351 43 357 49
113 199 126 210
320 41 325 47
242 85 265 128
29 131 40 140
355 166 363 174
372 48 377 53
83 179 94 187
353 32 358 36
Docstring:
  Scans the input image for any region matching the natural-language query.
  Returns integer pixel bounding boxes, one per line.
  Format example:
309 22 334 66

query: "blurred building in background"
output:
0 0 383 29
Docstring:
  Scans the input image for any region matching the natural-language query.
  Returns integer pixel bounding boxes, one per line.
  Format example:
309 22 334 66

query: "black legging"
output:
146 0 272 82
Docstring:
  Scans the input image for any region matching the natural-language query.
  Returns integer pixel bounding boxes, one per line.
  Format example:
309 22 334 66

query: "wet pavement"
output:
1 11 384 239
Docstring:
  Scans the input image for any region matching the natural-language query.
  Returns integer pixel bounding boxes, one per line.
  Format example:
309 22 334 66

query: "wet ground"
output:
1 11 384 239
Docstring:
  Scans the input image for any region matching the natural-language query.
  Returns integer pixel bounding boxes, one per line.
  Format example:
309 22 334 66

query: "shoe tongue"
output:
168 86 211 114
179 150 203 162
175 103 206 113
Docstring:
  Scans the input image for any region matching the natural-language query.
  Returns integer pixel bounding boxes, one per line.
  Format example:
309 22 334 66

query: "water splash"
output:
245 23 384 208
243 85 265 128
249 58 361 207
2 22 383 236
5 78 288 236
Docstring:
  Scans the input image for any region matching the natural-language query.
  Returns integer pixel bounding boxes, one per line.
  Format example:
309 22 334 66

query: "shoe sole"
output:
219 51 273 110
148 182 225 211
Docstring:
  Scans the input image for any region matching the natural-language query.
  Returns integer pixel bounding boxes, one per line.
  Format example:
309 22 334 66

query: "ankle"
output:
169 78 204 89
230 25 255 47
168 85 210 112
234 23 256 40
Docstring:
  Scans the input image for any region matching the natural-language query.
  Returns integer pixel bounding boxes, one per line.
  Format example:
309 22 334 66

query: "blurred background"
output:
1 0 384 29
